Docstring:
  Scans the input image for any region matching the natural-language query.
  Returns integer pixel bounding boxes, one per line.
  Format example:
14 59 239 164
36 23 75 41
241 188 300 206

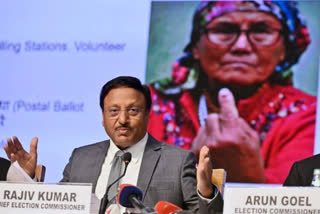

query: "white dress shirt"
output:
95 133 148 213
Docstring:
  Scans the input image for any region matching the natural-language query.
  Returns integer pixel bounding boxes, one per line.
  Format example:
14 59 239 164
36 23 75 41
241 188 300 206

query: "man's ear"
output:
101 111 104 126
145 110 150 124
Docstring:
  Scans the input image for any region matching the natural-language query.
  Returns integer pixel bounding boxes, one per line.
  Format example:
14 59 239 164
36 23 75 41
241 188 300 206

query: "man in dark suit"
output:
5 76 223 213
0 157 10 181
283 154 320 186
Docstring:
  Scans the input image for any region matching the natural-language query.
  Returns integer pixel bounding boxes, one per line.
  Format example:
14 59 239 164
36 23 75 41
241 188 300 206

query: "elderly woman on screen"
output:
147 1 316 183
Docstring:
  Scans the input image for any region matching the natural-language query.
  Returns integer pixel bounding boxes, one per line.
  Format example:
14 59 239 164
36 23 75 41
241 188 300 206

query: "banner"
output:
224 186 320 214
0 182 92 214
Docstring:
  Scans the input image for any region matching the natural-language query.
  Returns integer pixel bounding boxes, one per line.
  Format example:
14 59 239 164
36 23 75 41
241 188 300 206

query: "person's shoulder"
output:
296 154 320 168
270 84 317 121
73 140 109 153
149 135 194 156
273 84 316 101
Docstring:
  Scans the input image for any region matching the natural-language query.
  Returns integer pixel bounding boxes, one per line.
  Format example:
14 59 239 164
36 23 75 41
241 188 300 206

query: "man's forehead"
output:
104 87 145 106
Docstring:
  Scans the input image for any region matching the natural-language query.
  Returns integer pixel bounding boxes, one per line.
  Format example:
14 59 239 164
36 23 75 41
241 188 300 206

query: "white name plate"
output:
224 186 320 214
0 182 92 214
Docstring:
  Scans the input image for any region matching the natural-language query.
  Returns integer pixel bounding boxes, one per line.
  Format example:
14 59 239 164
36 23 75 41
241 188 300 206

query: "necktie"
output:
107 150 123 202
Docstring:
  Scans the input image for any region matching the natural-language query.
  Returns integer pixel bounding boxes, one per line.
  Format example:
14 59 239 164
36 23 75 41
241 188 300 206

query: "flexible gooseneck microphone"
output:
118 184 157 214
98 152 132 214
121 152 132 165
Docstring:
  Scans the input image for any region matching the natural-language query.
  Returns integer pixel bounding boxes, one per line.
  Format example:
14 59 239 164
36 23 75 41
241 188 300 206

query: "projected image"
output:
0 1 150 182
146 1 319 184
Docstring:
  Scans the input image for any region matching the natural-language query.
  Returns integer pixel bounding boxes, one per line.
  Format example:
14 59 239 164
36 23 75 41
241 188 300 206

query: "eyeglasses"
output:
105 107 145 118
203 25 283 47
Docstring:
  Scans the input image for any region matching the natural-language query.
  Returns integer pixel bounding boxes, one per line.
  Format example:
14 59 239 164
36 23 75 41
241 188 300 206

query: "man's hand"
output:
197 146 213 198
4 136 38 178
192 88 265 183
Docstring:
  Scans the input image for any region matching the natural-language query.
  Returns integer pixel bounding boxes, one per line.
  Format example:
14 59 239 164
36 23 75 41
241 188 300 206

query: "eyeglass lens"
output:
205 22 282 46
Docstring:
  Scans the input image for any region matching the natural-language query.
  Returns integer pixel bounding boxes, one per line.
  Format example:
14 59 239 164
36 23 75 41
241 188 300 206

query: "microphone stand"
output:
98 155 131 214
128 195 157 214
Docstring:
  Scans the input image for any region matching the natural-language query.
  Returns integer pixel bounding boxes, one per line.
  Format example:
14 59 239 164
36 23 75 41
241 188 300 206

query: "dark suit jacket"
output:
61 134 223 213
0 157 11 181
283 154 320 186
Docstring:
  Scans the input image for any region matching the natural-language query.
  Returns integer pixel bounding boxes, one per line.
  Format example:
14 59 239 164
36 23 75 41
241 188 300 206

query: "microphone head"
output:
117 184 142 208
154 201 182 214
122 152 132 164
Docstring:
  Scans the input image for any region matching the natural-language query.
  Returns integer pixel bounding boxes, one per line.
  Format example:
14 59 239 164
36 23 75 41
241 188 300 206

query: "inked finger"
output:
218 88 239 119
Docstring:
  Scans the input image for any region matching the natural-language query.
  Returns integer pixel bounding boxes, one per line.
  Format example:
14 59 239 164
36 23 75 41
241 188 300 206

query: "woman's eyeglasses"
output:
202 24 283 47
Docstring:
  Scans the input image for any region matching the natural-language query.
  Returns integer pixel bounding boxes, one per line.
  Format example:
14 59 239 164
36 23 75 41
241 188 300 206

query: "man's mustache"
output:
115 125 132 130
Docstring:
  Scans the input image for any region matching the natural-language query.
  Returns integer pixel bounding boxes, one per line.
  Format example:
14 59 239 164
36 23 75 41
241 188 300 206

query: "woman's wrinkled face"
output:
193 11 286 85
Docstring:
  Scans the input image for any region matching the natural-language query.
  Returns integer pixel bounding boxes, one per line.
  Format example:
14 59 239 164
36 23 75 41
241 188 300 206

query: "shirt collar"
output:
109 133 148 164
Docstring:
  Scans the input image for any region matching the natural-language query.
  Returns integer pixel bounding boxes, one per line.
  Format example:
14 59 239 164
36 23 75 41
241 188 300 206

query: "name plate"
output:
224 186 320 214
0 182 92 214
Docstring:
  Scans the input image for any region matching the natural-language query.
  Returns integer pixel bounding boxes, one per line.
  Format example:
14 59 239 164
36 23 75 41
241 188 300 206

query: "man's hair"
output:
99 76 151 111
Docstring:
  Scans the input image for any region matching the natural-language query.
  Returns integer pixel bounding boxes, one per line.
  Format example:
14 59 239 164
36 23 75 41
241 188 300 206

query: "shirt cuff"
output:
197 184 218 203
6 162 36 182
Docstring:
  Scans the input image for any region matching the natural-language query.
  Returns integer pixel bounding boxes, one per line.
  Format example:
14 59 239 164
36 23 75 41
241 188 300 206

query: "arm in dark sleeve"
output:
60 150 76 182
181 152 223 214
180 151 198 212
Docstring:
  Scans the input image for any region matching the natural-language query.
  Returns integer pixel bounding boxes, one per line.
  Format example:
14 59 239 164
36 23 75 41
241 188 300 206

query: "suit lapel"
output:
137 135 161 201
92 140 110 192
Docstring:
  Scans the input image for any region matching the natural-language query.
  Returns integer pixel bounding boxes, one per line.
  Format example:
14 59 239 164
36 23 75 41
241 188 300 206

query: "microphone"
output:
98 152 132 214
154 201 182 214
117 184 157 214
122 152 132 165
